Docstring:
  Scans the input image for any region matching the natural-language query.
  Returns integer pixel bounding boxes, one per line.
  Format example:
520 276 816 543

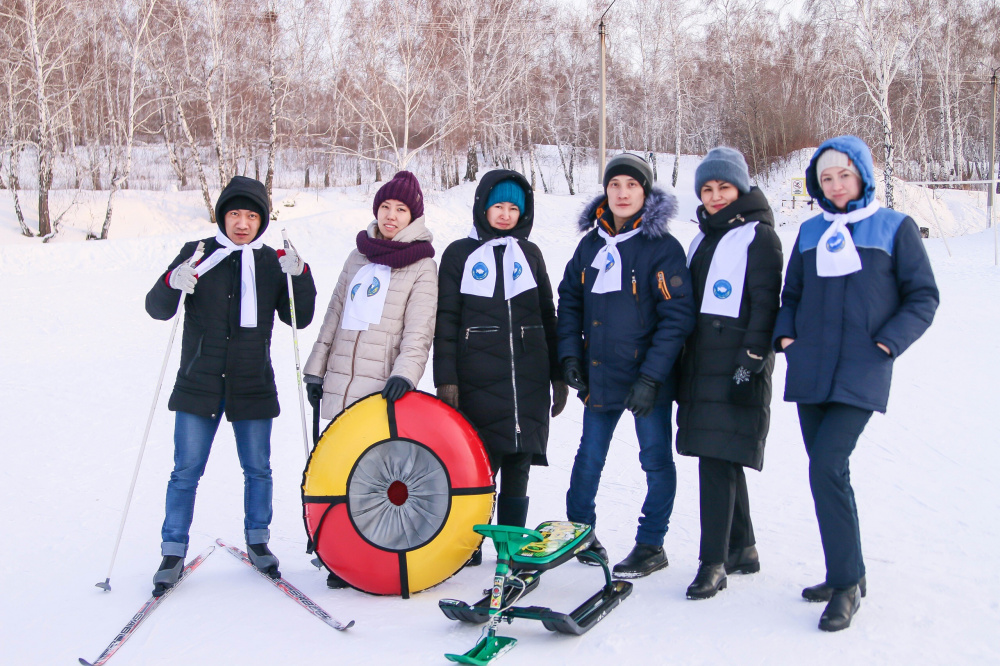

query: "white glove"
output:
279 243 305 276
168 262 198 294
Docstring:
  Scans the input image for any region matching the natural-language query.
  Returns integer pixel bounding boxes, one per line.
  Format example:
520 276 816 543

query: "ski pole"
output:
96 241 205 592
282 229 311 461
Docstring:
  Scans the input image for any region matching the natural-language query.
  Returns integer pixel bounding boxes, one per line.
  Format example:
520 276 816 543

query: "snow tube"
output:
302 391 494 597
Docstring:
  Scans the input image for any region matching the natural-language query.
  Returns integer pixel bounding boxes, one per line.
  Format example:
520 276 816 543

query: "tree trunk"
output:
464 138 478 181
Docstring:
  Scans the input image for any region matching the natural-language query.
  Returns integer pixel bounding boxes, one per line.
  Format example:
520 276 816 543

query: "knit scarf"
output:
355 229 435 268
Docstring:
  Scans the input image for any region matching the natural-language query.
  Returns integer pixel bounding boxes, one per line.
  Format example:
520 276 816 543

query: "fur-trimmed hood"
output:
577 187 677 239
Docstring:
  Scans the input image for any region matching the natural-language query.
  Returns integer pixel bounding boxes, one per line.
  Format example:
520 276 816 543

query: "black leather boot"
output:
327 571 349 589
818 585 860 632
468 547 483 566
612 543 668 578
496 495 530 528
803 575 867 602
725 545 760 575
575 534 608 566
686 562 727 599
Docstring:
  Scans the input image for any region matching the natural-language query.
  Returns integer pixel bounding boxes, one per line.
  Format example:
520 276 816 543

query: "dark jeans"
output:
698 456 755 564
565 404 676 546
798 402 873 588
160 404 273 556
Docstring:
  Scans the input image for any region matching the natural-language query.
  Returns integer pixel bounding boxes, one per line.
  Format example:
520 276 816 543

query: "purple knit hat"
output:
373 170 424 221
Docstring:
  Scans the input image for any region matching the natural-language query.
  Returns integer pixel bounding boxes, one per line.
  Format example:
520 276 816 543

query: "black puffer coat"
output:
675 187 783 471
433 170 560 465
146 177 317 422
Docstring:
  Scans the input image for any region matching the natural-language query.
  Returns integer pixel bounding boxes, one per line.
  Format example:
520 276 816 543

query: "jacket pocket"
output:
519 324 544 352
462 325 500 351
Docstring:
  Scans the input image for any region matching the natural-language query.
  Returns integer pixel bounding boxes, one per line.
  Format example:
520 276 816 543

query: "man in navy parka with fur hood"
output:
557 153 695 578
773 135 938 632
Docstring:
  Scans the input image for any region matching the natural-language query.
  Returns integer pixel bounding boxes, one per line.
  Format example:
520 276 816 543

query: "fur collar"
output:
577 187 677 239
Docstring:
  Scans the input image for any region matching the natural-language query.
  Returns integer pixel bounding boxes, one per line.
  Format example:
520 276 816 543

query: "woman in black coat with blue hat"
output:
434 170 565 557
774 135 938 631
676 147 783 600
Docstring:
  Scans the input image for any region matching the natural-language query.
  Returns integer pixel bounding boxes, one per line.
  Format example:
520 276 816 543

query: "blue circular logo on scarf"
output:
713 279 732 299
513 262 522 280
605 253 615 271
826 232 846 253
350 283 360 300
472 262 489 281
367 277 380 297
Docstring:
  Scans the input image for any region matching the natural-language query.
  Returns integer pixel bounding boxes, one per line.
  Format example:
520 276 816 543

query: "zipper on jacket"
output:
631 270 645 327
507 300 522 444
465 325 500 339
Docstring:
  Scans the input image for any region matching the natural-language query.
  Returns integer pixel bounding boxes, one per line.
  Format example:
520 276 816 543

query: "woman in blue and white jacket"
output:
773 136 938 632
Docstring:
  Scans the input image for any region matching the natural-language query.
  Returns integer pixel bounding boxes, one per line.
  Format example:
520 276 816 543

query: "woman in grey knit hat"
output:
675 147 783 600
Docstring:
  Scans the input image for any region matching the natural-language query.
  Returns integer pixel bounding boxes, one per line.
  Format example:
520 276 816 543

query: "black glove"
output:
304 375 323 411
381 376 411 403
624 375 659 418
437 384 459 409
729 349 765 403
551 380 568 417
561 358 587 392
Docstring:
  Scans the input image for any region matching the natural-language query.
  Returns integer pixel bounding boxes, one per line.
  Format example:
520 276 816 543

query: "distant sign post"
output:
790 177 806 208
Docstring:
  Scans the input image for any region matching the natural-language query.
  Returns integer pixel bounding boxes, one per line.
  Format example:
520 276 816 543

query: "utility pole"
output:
989 67 998 230
598 1 617 183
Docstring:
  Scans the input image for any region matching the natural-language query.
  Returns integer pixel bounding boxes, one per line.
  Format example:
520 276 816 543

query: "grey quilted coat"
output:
303 218 438 418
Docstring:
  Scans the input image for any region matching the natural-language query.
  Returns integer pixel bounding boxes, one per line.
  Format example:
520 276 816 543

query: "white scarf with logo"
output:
460 227 537 300
195 231 265 328
341 262 393 331
816 200 879 277
590 227 643 294
687 222 758 318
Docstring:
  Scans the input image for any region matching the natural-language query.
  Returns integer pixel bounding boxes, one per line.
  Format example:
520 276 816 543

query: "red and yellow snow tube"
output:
302 391 494 597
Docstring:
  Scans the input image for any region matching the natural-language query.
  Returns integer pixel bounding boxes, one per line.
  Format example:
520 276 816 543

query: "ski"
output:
79 545 215 666
215 538 354 631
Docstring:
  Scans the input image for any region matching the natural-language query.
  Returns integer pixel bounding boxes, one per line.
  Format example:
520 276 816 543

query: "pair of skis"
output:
79 539 353 666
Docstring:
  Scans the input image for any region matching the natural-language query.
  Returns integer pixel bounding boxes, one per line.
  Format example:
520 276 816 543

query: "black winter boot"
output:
247 543 280 579
327 571 349 589
496 495 530 528
152 555 184 597
803 575 867 602
612 543 668 578
818 585 861 632
575 534 608 566
725 545 760 575
686 562 727 599
468 547 483 566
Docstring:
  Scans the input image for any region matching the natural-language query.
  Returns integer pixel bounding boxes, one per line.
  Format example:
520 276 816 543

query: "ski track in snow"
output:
2 157 998 665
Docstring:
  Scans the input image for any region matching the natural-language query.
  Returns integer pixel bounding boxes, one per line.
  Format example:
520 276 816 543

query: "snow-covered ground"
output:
2 157 998 664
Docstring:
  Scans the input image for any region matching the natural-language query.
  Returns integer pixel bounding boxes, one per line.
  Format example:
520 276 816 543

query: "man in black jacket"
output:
145 176 316 595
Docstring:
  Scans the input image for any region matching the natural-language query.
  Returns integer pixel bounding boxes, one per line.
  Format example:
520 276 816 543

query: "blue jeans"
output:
160 404 273 555
798 402 873 588
565 404 677 546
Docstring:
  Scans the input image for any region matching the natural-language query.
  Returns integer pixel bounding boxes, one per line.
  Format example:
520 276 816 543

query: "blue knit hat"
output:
485 179 526 211
695 147 751 195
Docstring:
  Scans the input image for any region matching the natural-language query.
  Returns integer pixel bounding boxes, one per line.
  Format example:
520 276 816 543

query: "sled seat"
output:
474 521 594 572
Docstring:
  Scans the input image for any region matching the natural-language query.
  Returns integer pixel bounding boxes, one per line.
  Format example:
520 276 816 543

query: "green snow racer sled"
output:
440 521 633 664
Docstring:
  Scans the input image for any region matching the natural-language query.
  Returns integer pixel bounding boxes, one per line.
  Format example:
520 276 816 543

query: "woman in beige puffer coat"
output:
304 171 437 420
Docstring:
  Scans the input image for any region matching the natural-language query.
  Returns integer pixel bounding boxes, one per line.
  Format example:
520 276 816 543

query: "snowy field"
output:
2 156 998 665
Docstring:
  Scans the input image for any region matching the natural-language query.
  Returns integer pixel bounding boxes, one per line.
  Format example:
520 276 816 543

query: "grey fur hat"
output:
694 147 751 195
603 152 654 195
